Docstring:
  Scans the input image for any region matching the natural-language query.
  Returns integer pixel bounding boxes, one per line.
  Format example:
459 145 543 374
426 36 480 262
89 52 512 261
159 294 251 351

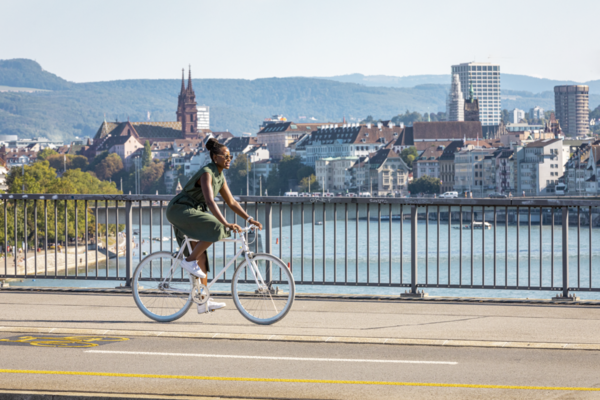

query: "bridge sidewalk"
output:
1 289 599 350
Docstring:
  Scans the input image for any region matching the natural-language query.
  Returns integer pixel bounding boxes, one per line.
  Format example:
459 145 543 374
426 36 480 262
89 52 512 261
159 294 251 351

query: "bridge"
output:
1 194 600 399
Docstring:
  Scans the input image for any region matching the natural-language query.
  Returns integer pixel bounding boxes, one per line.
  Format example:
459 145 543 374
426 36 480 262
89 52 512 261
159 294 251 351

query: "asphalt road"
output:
1 333 599 400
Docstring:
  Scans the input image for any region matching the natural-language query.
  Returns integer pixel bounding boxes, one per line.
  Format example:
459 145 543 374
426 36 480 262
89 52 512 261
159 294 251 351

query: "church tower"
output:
176 66 198 138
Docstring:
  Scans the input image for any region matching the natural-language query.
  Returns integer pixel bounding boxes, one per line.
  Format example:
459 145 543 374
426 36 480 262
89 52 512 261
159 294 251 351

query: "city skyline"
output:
2 0 600 83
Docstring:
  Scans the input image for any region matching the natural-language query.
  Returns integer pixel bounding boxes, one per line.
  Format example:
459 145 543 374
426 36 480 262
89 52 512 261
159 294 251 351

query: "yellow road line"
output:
0 369 598 391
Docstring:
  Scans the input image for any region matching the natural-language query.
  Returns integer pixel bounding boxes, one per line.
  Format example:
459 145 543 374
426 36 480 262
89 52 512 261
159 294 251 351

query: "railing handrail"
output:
2 193 600 207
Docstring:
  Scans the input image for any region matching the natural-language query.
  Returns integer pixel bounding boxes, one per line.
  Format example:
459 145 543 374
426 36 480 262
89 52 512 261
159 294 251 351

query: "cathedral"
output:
87 67 206 167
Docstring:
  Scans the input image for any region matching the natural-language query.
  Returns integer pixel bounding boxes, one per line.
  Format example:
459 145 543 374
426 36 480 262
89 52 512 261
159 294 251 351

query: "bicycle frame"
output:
161 227 268 292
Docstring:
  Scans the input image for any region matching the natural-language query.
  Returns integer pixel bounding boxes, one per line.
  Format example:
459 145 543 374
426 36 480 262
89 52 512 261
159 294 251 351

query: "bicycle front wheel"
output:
232 253 295 325
132 251 194 322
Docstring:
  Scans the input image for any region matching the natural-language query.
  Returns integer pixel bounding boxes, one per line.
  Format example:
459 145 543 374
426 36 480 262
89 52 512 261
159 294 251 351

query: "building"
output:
584 146 600 194
464 84 480 123
390 121 483 155
299 122 401 167
414 145 445 180
315 157 358 192
564 139 600 195
257 121 322 160
453 146 497 196
554 85 589 136
92 67 206 165
451 62 501 126
515 139 565 195
513 108 526 124
349 143 410 195
439 141 465 193
447 74 464 121
506 123 545 132
197 106 210 130
530 106 545 121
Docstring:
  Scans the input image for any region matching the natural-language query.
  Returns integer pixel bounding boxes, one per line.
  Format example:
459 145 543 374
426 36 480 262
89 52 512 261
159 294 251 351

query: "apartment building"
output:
515 139 565 195
299 122 401 167
349 143 410 195
453 146 497 196
257 121 320 160
315 157 358 192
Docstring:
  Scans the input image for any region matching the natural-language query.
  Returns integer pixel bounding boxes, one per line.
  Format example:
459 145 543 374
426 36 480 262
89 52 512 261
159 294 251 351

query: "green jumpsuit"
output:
166 162 231 270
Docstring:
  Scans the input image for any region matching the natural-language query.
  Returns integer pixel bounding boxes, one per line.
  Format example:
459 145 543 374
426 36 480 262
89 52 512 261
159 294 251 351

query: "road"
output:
1 333 600 399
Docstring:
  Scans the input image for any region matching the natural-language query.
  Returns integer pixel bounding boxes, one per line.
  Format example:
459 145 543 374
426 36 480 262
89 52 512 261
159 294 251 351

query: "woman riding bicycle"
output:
166 138 263 313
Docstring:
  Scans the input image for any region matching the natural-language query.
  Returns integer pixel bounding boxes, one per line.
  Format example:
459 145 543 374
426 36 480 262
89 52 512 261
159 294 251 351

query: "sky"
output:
2 0 600 83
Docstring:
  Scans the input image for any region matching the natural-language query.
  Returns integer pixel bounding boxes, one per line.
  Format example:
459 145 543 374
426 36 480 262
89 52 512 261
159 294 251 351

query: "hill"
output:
0 59 73 90
0 60 450 141
323 73 600 94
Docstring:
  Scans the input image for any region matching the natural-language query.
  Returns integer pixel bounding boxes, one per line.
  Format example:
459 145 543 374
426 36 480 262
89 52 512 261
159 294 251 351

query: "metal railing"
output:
1 193 599 299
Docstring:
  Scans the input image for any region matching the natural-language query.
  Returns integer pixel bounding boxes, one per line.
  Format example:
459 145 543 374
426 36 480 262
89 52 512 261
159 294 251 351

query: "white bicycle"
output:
132 225 295 325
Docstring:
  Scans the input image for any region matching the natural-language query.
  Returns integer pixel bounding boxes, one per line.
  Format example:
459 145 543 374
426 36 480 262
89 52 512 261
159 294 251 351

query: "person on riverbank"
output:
166 138 263 313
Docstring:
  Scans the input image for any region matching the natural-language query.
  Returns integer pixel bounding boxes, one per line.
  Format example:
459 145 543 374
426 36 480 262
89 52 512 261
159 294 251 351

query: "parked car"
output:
358 192 372 197
439 191 459 199
346 193 357 197
488 192 507 198
284 192 299 197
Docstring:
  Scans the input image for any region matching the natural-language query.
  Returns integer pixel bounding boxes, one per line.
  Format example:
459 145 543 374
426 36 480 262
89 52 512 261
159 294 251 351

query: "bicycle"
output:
132 225 295 325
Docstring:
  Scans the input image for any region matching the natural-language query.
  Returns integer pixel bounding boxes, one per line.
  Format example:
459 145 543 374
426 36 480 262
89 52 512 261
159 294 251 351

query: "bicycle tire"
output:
231 253 295 325
132 251 194 322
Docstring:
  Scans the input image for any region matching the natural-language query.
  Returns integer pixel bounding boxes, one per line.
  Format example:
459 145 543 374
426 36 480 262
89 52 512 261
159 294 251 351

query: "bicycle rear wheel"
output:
231 253 295 325
132 251 194 322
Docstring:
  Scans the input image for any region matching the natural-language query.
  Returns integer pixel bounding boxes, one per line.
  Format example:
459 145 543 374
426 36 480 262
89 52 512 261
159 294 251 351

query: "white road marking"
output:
85 350 457 365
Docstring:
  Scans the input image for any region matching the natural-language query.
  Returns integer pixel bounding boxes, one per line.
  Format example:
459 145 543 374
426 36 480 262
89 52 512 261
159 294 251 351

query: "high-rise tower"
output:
554 85 589 136
447 74 464 121
176 66 198 137
451 62 501 126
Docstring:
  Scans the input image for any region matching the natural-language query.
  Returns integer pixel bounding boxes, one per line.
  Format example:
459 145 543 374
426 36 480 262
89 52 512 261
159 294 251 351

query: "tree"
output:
142 140 152 168
400 147 418 168
47 154 88 171
226 153 250 195
36 148 58 162
408 176 441 195
140 160 165 194
95 153 123 180
299 174 321 193
296 166 315 181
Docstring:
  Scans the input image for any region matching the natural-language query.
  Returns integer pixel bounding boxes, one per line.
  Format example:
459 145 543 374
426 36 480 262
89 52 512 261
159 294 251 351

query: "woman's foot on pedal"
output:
198 298 226 313
180 259 207 278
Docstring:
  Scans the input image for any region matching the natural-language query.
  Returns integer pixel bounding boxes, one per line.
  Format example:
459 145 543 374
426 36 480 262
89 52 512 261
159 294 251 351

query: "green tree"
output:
226 154 251 195
36 148 58 162
298 174 321 193
47 154 88 172
140 160 165 194
408 176 441 195
142 140 152 168
95 153 123 180
400 147 418 168
296 166 315 181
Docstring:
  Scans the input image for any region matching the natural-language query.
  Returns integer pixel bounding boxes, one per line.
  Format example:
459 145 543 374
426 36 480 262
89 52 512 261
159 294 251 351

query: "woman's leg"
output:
186 240 212 286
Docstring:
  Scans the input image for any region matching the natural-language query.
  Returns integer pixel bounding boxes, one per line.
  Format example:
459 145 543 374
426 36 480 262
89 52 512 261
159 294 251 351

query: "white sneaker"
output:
198 298 226 313
179 258 206 279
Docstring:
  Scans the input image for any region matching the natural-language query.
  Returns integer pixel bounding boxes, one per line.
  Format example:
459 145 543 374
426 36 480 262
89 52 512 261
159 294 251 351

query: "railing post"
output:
125 200 133 288
553 206 577 301
402 204 425 297
411 205 417 294
562 206 569 298
264 202 272 285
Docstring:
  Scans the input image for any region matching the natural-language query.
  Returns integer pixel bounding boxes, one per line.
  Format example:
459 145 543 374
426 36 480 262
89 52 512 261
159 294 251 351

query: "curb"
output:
2 286 600 306
1 325 599 352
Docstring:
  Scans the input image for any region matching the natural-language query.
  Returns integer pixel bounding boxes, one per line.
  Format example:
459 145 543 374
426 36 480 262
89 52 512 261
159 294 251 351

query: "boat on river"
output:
454 221 492 230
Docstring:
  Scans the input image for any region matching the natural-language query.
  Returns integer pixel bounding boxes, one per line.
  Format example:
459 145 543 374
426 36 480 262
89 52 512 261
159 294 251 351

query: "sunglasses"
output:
217 154 232 161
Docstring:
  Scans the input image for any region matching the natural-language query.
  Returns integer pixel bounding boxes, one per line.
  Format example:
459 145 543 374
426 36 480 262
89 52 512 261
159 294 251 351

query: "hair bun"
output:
206 138 218 151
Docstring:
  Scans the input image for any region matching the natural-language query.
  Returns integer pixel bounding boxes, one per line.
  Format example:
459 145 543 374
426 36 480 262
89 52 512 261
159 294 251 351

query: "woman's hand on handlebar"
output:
227 223 243 233
249 219 263 230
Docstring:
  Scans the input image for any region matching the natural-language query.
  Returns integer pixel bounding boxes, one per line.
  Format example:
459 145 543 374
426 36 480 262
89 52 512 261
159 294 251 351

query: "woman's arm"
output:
219 180 263 230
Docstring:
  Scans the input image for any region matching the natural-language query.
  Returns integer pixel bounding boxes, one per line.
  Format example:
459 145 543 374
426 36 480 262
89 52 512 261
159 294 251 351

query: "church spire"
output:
187 65 193 92
180 68 185 94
